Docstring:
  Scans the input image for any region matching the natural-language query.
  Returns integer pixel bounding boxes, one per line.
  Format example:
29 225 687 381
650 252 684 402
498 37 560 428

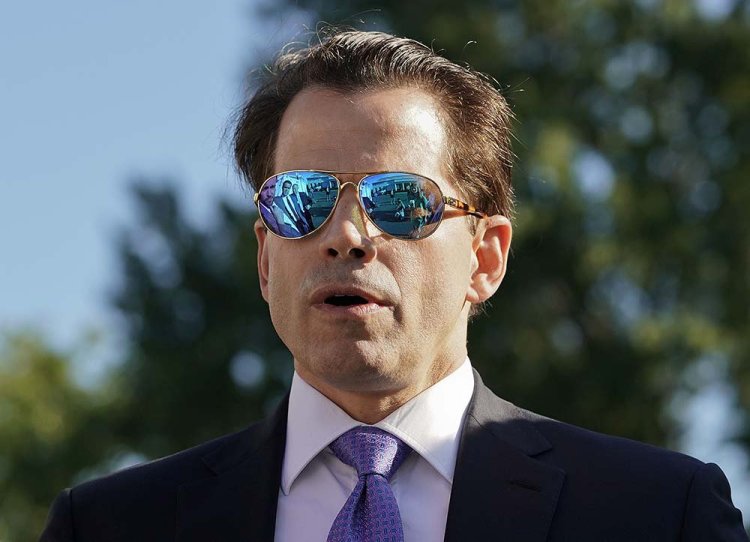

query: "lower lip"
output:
312 302 387 318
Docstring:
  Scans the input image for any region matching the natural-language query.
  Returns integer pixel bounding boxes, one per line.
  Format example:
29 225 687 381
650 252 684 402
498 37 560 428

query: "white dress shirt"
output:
274 359 475 542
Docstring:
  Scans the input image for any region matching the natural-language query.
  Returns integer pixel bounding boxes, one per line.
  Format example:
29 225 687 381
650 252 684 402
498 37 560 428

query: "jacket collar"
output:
444 370 565 542
174 371 565 542
175 395 288 542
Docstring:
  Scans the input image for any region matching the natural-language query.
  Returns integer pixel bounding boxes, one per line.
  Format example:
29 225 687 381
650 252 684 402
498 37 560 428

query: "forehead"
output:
273 86 450 182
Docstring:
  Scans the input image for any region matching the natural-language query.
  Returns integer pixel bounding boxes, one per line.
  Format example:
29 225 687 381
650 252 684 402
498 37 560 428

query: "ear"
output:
254 218 270 302
466 214 512 304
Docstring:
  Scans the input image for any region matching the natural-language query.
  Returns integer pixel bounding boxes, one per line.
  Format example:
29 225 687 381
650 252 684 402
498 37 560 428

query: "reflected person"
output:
274 180 307 236
291 184 314 231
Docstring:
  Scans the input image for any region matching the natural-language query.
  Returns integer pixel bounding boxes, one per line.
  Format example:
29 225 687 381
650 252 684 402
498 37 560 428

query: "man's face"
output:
255 86 509 404
292 185 299 194
260 183 274 201
282 182 291 195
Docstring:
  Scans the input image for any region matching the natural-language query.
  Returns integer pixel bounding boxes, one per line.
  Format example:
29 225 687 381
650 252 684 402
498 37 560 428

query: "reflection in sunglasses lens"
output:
258 171 445 240
361 173 444 239
258 172 339 238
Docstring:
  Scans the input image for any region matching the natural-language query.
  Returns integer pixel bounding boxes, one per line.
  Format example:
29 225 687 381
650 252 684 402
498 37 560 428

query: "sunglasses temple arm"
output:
442 196 487 218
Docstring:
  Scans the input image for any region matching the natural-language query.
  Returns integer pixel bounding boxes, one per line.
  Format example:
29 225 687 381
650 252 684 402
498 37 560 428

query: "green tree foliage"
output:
0 333 114 542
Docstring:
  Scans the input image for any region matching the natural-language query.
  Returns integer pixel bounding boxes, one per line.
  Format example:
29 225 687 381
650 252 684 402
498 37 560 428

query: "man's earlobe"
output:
466 215 512 304
254 218 270 302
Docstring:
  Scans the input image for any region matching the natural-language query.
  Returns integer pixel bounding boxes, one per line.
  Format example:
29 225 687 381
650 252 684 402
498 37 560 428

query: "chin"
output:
301 342 407 393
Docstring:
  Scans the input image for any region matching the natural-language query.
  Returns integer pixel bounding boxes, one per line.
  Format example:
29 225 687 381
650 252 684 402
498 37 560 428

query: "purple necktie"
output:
327 427 412 542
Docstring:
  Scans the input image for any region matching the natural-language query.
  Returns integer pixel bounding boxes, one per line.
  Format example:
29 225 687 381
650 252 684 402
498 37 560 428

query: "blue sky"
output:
0 0 265 347
1 0 748 520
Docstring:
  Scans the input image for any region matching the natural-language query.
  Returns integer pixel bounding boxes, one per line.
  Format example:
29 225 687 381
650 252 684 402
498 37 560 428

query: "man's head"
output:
234 30 513 419
260 180 275 200
292 184 299 195
282 180 292 195
235 30 514 219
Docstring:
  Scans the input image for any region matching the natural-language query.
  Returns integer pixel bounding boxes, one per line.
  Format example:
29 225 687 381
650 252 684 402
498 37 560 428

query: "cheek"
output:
430 260 471 310
265 254 308 354
265 246 303 317
394 241 473 321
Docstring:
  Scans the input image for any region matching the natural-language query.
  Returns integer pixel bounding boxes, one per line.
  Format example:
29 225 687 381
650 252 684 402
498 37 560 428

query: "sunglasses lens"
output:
256 171 339 238
360 173 445 239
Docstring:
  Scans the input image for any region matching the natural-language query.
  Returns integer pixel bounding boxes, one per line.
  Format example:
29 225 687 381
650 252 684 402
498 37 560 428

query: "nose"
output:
317 183 378 261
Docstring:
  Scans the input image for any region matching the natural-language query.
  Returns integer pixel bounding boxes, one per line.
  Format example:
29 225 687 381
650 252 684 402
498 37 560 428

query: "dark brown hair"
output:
233 30 515 219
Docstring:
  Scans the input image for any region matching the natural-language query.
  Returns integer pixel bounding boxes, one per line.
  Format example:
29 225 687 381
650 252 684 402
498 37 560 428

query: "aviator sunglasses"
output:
254 170 487 240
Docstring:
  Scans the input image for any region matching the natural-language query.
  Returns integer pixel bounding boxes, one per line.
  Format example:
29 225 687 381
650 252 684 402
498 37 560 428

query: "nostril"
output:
327 248 339 257
349 247 366 258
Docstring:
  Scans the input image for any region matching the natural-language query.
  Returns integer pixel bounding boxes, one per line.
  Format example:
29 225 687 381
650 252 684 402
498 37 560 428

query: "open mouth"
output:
325 294 370 306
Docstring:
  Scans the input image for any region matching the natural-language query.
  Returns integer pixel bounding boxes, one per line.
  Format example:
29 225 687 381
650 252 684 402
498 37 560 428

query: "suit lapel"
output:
444 373 565 542
176 396 288 542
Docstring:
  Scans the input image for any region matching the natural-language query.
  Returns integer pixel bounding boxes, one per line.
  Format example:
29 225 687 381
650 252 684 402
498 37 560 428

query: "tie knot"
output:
330 427 411 479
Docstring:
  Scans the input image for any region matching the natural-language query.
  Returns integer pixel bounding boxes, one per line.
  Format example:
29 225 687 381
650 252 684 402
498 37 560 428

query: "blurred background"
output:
1 0 749 539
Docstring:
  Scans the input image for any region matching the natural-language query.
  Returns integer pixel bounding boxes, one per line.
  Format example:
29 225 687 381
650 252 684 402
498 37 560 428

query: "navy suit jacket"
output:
40 371 747 541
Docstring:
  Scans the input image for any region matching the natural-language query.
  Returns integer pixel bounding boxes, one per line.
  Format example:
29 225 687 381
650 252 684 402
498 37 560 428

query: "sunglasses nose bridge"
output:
336 179 367 213
337 180 359 192
324 179 377 236
333 181 364 215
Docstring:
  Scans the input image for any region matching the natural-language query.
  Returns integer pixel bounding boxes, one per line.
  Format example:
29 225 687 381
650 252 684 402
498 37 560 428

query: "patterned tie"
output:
327 427 412 542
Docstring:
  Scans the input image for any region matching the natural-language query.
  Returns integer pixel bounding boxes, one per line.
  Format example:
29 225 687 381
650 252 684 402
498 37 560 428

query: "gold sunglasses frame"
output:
253 170 487 240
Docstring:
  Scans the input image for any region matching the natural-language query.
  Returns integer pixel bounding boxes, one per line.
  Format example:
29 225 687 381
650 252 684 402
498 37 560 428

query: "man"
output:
41 31 746 541
273 179 308 236
258 178 282 235
394 198 406 220
359 179 377 213
291 183 314 231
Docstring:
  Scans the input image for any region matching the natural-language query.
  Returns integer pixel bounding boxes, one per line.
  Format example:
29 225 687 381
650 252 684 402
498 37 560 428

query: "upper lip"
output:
310 284 391 306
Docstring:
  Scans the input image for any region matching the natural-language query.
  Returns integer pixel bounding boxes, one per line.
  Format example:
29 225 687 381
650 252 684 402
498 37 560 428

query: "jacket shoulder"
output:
470 382 747 538
47 420 270 541
472 378 702 478
533 408 700 471
76 423 257 497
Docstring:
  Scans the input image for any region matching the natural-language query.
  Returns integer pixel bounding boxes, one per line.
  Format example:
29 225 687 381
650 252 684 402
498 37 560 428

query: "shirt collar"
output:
281 358 474 495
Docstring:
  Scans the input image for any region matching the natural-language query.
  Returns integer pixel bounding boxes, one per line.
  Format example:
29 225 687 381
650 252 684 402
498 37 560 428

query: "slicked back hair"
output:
233 30 515 220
